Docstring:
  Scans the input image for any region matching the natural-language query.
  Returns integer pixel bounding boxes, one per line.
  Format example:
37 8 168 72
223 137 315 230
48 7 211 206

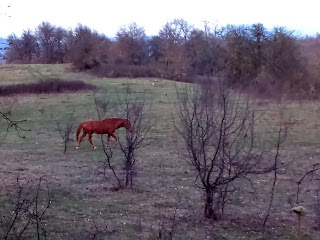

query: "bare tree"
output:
174 80 275 219
155 189 181 240
6 30 40 63
118 84 152 187
157 19 194 80
55 119 75 154
94 86 152 189
93 94 123 188
116 22 148 65
159 19 193 45
98 134 123 189
36 22 68 64
36 22 56 63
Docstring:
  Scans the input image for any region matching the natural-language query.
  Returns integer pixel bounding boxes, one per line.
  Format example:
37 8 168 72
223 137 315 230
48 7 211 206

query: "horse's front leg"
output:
106 134 111 148
109 132 118 141
110 132 118 141
105 132 117 148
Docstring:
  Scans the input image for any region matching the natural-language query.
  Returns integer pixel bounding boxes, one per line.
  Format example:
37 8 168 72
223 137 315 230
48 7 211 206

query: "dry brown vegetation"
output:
4 21 320 99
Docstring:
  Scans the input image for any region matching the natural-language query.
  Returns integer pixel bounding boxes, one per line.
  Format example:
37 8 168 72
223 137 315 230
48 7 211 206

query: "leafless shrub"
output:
94 85 152 189
118 84 153 187
0 175 51 240
94 94 123 189
72 218 109 240
100 139 123 189
86 219 108 240
174 79 278 219
55 117 75 154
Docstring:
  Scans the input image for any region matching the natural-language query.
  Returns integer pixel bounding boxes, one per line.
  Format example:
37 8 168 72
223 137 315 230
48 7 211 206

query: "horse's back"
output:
85 120 111 134
103 118 123 125
82 120 96 131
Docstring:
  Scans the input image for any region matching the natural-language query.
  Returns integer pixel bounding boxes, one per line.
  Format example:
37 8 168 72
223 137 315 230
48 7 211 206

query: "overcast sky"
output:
0 0 319 39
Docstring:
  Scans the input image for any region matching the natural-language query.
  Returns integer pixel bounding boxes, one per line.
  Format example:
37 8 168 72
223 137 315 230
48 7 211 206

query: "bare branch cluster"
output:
175 80 277 219
55 119 75 154
0 111 30 138
118 84 153 187
0 175 51 239
95 84 152 189
78 218 108 240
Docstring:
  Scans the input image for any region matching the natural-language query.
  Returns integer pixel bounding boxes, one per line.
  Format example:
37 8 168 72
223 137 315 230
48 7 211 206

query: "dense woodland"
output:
4 20 320 98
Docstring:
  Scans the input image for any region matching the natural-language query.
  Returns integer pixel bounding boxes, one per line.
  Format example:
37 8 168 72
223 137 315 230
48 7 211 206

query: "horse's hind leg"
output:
76 132 87 149
88 133 97 149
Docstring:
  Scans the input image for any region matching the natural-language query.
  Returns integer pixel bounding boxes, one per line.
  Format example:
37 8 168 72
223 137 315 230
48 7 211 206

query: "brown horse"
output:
76 118 132 149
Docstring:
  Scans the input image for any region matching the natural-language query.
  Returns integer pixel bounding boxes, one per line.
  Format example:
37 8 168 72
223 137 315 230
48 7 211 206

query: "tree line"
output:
5 20 320 98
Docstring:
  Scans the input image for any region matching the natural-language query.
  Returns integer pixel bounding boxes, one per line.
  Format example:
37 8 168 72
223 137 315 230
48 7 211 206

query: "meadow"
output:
0 64 320 239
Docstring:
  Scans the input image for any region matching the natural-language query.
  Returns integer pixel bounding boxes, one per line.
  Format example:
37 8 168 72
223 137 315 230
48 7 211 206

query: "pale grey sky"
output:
0 0 319 38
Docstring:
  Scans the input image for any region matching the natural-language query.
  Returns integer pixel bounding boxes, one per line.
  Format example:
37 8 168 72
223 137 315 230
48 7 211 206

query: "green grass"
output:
1 64 320 239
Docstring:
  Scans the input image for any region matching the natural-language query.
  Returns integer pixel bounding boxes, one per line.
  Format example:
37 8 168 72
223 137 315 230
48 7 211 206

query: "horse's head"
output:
124 119 133 132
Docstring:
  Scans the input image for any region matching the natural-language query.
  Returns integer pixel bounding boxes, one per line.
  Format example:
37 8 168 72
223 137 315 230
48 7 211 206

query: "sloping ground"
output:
0 64 319 239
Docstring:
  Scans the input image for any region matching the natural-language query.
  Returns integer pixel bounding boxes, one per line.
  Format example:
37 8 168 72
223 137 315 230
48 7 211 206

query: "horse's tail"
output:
76 123 83 142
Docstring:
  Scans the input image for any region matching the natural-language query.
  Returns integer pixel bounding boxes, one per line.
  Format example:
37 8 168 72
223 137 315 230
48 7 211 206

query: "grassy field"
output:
0 64 320 239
